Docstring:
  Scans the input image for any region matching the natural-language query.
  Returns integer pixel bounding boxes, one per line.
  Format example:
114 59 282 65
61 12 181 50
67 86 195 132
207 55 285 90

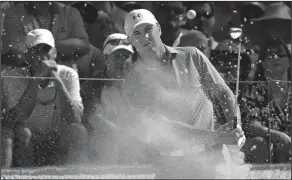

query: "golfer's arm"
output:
191 48 241 128
216 85 241 128
167 119 218 145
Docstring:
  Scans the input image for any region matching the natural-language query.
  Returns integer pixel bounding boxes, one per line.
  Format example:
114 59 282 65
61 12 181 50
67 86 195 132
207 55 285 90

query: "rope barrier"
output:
1 75 291 84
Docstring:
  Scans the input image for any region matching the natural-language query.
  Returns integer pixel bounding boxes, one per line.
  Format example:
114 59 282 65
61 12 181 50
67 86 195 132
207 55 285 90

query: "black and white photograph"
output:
0 1 291 179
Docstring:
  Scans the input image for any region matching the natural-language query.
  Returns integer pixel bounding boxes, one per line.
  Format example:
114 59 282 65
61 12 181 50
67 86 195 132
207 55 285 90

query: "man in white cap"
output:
122 9 246 175
103 33 135 79
86 33 146 164
1 29 87 168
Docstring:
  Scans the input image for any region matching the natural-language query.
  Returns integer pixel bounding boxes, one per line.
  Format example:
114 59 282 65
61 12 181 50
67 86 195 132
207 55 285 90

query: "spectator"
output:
252 2 291 52
1 29 87 168
183 2 219 50
118 2 143 12
240 38 291 163
97 2 129 34
177 30 211 59
211 39 251 84
72 1 118 50
71 2 106 79
1 2 89 71
153 2 186 46
86 33 137 164
71 2 108 136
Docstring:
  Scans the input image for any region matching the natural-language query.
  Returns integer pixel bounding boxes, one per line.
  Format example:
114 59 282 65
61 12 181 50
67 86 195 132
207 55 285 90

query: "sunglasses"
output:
28 44 52 54
195 11 214 19
266 53 288 60
103 39 131 49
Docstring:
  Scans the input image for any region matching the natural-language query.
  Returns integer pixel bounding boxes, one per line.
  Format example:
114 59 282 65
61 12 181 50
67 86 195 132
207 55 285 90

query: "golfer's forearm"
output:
218 88 241 127
5 80 38 123
163 119 218 145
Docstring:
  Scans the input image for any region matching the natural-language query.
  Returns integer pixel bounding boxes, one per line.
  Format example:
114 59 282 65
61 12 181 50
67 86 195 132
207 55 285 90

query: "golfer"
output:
123 9 245 150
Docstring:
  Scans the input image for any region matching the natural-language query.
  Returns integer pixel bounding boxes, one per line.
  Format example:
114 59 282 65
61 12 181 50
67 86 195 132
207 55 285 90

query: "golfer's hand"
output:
217 121 246 148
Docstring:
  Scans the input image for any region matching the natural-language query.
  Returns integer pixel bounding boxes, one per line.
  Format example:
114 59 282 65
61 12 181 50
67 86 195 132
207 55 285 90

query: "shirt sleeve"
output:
59 67 84 112
191 47 231 97
66 6 89 41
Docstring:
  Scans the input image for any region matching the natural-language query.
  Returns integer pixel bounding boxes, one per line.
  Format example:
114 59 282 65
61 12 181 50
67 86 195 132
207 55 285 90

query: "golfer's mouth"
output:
144 42 151 46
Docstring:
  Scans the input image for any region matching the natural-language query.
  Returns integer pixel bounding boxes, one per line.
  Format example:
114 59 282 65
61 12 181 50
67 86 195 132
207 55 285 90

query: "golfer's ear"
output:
127 36 131 43
52 47 57 59
156 23 162 36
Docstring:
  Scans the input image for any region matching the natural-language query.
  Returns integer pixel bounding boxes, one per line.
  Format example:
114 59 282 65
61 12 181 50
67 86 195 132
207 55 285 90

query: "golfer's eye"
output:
133 31 140 36
146 26 153 32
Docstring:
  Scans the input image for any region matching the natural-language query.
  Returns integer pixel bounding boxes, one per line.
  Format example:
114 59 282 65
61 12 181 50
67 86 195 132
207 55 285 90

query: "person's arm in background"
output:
1 73 38 125
56 7 89 59
239 84 291 143
52 69 83 124
191 48 241 129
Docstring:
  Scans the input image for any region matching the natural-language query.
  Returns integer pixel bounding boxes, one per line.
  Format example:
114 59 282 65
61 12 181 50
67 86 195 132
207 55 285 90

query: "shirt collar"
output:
25 2 60 15
163 45 179 61
137 44 179 63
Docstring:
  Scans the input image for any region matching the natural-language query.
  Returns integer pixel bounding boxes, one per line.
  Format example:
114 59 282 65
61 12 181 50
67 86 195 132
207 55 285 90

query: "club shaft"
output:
233 41 241 129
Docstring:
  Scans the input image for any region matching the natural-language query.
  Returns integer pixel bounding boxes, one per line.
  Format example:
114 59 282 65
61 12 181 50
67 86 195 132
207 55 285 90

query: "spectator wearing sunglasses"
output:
154 2 186 46
183 2 218 50
1 29 87 168
102 33 135 79
239 38 291 163
86 33 137 164
177 30 211 59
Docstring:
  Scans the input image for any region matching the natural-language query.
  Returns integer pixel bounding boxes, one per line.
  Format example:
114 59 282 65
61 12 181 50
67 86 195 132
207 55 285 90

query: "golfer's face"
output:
129 23 160 53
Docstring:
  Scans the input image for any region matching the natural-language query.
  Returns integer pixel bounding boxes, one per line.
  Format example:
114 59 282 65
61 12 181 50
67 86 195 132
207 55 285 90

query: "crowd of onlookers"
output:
0 1 291 168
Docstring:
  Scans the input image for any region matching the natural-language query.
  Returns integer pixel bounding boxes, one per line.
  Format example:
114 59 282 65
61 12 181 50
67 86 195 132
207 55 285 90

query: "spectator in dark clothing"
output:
183 2 218 50
252 2 291 52
239 38 291 163
1 2 89 71
71 2 106 80
211 39 251 85
115 1 143 13
177 30 211 59
153 2 186 46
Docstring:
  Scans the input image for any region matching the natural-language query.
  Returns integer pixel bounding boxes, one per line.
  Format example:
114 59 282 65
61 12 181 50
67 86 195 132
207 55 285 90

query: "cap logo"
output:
132 13 141 20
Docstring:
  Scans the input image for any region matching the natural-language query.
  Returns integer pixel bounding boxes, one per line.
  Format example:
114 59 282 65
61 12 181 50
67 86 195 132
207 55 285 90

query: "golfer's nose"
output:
145 33 150 39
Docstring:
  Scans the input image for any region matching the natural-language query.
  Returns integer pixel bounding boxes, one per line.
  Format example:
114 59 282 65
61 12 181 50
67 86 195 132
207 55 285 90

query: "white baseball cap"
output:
25 29 55 49
103 33 134 55
124 9 158 37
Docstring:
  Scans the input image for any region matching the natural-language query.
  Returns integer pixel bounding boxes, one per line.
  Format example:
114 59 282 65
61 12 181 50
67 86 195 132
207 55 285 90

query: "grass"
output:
1 164 291 179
